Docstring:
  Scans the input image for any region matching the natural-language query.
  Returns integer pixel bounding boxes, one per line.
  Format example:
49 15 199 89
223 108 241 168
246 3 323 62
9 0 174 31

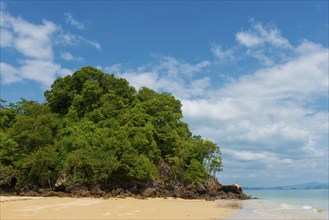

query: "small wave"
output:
302 205 313 210
280 203 293 210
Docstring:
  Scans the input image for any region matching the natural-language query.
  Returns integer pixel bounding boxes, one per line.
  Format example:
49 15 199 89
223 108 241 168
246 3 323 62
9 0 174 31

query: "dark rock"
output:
111 188 124 196
208 188 218 196
90 185 105 197
165 183 175 191
221 184 242 194
20 186 30 192
135 194 147 199
142 187 156 197
158 159 171 177
182 190 196 199
65 184 90 197
205 176 221 193
195 182 206 194
129 185 139 194
174 186 185 198
19 190 39 197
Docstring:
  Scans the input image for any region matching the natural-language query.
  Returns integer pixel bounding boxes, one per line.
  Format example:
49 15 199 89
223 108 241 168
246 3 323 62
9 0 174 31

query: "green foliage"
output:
64 148 119 184
128 154 158 182
14 146 59 188
0 66 222 189
184 159 207 183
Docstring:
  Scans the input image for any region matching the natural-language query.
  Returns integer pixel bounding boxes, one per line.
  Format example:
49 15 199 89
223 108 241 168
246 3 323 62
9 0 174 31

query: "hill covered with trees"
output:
0 67 248 199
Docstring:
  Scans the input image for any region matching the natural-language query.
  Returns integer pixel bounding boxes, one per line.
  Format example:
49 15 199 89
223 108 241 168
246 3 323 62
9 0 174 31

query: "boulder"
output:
90 185 105 197
54 173 68 191
111 188 125 196
195 182 206 194
66 184 90 197
221 184 242 194
173 186 185 198
205 176 221 194
141 187 156 197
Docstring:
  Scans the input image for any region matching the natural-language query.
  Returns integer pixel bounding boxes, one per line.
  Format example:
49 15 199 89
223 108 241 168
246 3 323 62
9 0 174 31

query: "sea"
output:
226 189 329 220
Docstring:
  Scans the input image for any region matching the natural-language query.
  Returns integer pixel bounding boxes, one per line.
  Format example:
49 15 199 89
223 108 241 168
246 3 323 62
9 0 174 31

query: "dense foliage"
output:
0 67 222 189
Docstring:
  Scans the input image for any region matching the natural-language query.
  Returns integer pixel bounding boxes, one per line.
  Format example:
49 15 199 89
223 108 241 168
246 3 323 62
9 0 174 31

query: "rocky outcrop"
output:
221 184 242 194
2 176 252 200
141 187 156 197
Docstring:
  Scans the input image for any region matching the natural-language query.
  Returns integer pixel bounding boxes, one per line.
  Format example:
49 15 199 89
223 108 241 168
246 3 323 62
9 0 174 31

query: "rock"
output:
182 190 197 199
165 183 175 191
221 184 242 194
208 188 218 196
111 188 124 196
158 159 171 177
66 184 90 197
205 176 221 193
54 173 68 191
174 186 185 198
141 187 156 197
19 190 39 197
90 185 105 197
195 182 206 194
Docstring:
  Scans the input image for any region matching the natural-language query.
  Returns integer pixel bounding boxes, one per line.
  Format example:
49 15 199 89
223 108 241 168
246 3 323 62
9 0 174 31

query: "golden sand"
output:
0 196 241 219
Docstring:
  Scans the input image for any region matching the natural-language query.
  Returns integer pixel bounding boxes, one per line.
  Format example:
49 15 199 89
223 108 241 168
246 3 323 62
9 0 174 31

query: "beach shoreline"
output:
0 196 242 219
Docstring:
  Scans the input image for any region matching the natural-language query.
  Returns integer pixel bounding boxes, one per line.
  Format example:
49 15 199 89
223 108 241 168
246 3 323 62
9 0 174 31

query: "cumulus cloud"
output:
236 20 291 49
1 61 71 88
1 11 56 61
183 41 328 185
117 56 211 99
234 20 294 66
0 62 22 84
111 21 328 186
0 6 99 87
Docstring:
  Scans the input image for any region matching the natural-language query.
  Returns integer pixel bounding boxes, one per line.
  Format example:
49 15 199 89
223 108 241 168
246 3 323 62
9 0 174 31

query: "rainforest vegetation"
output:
0 66 222 190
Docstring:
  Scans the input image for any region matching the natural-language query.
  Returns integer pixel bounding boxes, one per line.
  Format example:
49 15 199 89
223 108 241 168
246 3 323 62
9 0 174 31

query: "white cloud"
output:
182 40 328 184
56 32 101 50
1 11 56 61
0 7 98 87
0 28 13 47
19 59 72 87
211 43 235 62
225 149 293 165
1 60 72 88
104 63 122 74
60 52 83 61
236 32 263 47
64 12 85 30
0 62 22 84
93 20 328 186
121 71 160 91
235 20 293 66
236 20 291 49
117 57 211 99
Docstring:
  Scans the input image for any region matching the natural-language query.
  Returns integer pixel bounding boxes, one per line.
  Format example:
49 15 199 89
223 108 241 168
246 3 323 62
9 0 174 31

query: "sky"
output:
0 1 328 187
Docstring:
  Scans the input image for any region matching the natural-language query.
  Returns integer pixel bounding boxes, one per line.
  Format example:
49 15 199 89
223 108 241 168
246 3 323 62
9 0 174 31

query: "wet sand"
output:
0 196 241 219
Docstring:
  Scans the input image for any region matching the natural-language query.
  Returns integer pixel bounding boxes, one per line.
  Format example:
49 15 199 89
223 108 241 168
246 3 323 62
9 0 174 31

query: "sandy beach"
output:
0 196 241 219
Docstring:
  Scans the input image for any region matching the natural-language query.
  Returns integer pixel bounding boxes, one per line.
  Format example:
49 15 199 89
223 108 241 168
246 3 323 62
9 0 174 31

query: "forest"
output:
0 66 223 191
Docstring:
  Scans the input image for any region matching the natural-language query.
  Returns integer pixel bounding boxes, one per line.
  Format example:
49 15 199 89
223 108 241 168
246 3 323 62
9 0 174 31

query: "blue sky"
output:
1 1 328 187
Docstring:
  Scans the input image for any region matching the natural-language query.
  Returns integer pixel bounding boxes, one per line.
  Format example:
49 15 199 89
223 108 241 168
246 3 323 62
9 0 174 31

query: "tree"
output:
184 159 207 183
0 66 223 189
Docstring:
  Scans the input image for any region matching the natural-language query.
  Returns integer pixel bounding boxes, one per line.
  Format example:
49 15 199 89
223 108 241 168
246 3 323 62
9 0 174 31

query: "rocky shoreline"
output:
0 177 253 200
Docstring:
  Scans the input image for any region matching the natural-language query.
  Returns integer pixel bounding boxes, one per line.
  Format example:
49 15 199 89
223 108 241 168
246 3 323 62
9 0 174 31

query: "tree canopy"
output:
0 66 222 189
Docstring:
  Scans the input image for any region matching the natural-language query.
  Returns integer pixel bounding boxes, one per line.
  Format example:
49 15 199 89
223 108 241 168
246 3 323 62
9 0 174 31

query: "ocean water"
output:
226 189 329 220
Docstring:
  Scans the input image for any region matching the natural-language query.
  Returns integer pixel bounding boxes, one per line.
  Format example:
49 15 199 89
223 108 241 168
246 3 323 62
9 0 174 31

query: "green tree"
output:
0 66 223 190
184 159 207 183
